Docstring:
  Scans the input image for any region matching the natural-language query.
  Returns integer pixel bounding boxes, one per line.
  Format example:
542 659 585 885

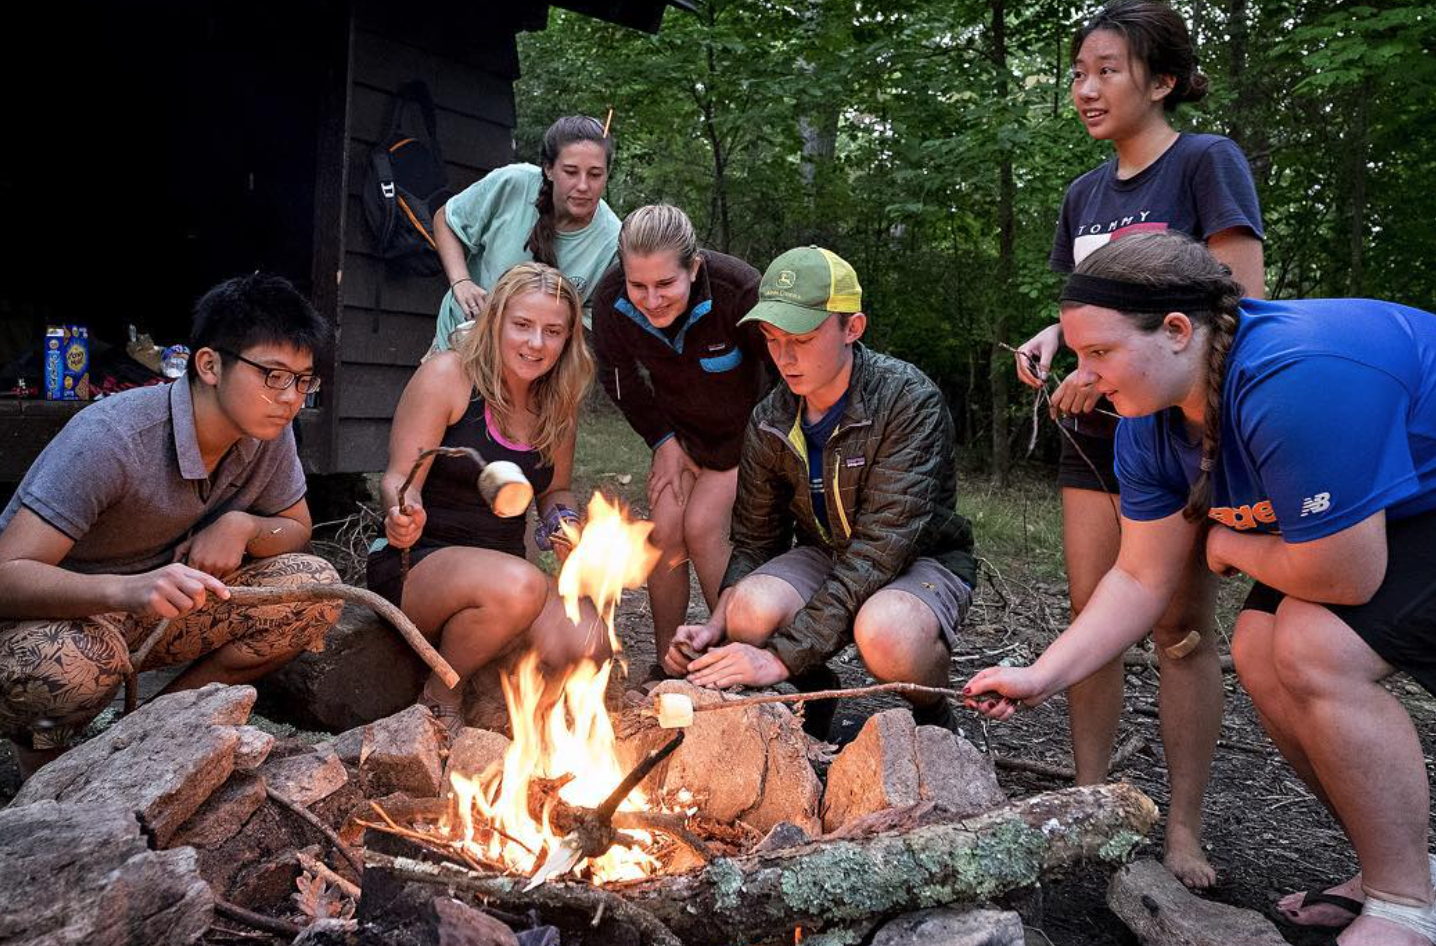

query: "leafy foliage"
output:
517 0 1436 473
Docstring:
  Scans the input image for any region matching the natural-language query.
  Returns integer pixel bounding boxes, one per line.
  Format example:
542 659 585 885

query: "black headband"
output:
1061 272 1216 313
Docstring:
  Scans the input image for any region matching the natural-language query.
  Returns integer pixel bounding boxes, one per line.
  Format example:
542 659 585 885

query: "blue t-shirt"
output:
1117 298 1436 542
802 390 851 532
1051 133 1264 274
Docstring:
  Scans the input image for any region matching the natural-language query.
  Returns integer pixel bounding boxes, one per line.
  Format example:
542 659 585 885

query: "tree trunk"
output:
368 784 1157 946
696 5 731 253
989 0 1014 487
1346 85 1369 296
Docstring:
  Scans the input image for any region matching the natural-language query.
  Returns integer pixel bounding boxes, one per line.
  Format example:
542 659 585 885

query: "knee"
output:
502 563 550 622
683 502 732 552
724 582 779 645
853 596 933 674
0 621 127 729
1266 605 1344 703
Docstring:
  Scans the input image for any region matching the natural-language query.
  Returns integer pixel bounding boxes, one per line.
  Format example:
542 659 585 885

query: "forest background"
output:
514 0 1436 484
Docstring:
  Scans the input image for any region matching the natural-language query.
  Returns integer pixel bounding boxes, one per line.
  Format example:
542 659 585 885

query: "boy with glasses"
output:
0 274 342 778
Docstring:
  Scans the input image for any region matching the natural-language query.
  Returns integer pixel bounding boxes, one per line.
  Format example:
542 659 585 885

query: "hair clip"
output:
602 106 614 138
1199 457 1215 472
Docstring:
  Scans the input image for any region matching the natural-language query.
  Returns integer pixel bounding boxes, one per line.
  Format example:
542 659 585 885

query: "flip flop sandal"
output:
1274 890 1364 929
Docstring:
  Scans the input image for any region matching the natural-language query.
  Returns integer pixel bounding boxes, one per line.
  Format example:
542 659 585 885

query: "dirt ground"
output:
3 535 1432 945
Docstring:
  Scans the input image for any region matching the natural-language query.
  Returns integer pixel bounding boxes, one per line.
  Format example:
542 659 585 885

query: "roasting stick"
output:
123 581 460 713
653 681 1015 730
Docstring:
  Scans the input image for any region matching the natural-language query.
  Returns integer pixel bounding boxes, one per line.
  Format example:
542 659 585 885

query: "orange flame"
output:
449 493 663 883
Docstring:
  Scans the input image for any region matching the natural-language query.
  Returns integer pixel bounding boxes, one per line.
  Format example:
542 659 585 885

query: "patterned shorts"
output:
0 552 341 749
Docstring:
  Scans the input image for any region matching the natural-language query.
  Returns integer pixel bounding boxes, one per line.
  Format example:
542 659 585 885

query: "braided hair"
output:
526 115 614 267
1073 231 1244 521
1074 0 1209 111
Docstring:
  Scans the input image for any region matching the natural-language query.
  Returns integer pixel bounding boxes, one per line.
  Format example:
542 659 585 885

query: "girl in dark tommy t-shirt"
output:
1011 0 1265 889
369 262 600 737
974 231 1436 946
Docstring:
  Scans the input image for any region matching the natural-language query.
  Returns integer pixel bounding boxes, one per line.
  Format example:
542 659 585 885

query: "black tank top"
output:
418 396 554 557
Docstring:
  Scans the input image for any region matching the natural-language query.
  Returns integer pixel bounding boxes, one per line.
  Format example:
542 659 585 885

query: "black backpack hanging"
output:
362 80 453 277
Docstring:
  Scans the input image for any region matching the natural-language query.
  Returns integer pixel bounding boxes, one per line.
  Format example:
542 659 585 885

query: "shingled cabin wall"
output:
318 3 530 474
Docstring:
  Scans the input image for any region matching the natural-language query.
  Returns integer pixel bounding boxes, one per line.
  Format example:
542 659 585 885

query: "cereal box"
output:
44 325 90 400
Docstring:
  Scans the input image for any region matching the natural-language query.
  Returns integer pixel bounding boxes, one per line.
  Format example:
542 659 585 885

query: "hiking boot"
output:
790 663 841 741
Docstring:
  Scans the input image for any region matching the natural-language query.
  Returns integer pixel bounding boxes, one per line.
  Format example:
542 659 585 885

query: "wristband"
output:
451 277 475 290
535 503 581 551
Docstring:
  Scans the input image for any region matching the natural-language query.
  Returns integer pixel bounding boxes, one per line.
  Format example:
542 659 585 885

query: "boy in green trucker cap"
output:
659 246 977 737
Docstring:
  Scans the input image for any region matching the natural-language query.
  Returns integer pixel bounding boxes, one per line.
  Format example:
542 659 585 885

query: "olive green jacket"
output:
721 343 977 676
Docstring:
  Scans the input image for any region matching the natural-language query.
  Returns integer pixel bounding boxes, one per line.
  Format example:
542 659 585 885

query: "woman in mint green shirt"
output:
432 115 620 350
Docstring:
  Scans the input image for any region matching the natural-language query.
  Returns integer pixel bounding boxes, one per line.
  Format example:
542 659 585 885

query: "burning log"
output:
368 783 1155 945
615 782 1157 946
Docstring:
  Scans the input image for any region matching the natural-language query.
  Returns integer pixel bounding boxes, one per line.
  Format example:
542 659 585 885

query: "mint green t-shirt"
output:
432 163 620 350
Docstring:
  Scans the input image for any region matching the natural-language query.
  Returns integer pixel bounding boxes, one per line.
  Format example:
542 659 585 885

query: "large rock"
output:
261 748 348 807
256 602 427 732
871 908 1025 946
169 772 267 849
0 800 213 945
821 708 921 832
12 684 256 846
1108 859 1290 946
361 704 444 798
622 681 821 835
914 725 1005 815
822 709 1004 833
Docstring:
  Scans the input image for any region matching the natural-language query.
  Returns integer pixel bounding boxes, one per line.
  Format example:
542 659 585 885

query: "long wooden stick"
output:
688 680 992 714
266 784 365 877
122 581 458 715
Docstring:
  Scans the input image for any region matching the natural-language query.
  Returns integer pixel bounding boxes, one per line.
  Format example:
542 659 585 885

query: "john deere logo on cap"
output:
776 270 797 290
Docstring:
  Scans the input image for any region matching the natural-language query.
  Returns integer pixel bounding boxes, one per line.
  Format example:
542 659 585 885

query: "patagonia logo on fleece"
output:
844 456 866 468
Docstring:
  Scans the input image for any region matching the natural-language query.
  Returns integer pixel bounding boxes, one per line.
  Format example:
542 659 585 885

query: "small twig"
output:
266 785 364 877
295 849 361 899
592 899 607 928
214 898 303 938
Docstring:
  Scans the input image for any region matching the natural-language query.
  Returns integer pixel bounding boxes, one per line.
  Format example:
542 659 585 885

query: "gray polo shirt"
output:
0 380 306 575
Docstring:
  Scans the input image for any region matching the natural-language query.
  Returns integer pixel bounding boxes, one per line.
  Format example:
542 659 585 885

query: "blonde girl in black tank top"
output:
373 262 598 737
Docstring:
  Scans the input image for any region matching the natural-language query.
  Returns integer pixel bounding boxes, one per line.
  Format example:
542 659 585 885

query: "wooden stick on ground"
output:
994 732 1147 781
266 785 365 877
214 898 303 938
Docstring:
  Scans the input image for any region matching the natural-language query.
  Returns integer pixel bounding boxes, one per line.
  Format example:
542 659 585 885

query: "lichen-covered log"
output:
614 783 1157 946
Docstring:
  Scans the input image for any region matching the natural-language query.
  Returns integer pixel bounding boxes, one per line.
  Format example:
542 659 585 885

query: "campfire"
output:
449 492 673 885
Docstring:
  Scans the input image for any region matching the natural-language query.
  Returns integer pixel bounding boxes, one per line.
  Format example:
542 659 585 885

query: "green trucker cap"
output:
739 246 863 334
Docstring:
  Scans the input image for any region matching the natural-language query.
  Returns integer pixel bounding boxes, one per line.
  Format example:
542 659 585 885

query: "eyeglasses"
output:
217 349 322 394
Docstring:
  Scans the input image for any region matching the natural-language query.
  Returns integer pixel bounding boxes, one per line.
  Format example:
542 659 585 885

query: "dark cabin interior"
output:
1 3 328 391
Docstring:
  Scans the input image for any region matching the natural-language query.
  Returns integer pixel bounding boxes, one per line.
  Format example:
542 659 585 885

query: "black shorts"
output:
1242 507 1436 695
1056 424 1119 494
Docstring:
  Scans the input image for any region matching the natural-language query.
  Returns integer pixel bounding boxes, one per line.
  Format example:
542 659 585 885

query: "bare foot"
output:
1276 874 1364 928
1337 913 1432 946
1164 829 1217 890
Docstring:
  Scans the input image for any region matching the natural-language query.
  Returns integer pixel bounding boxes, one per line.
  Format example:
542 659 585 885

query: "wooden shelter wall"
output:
332 2 520 473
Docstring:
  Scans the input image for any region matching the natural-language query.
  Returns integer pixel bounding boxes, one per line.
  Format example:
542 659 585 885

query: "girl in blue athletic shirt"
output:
971 231 1436 946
